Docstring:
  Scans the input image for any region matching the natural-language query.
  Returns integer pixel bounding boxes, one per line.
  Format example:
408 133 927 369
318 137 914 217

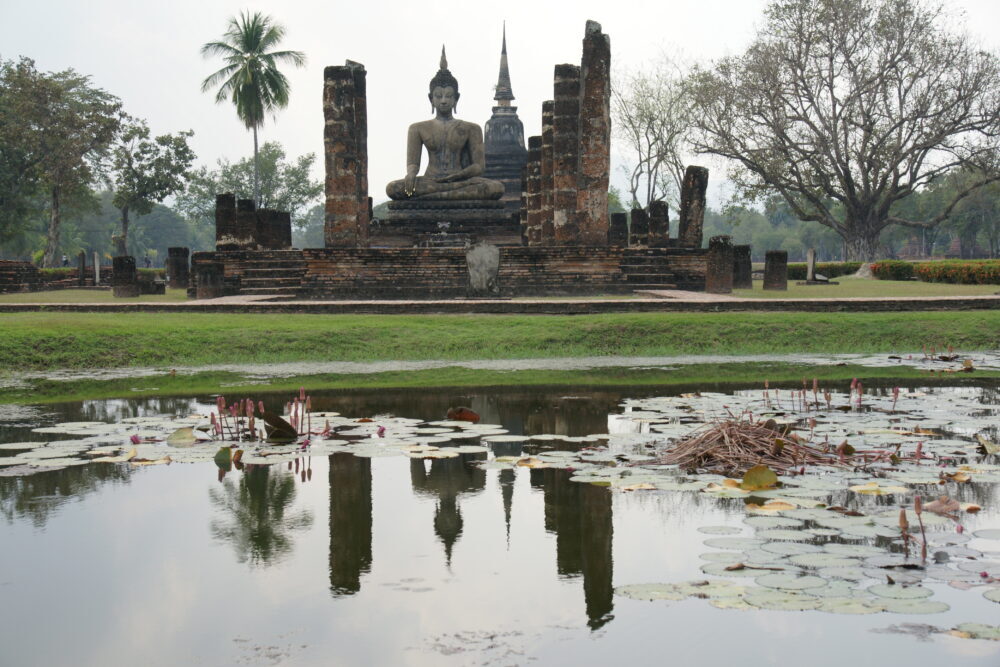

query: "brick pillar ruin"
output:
552 64 581 245
276 211 292 249
733 245 753 289
256 208 277 249
706 235 734 294
519 166 528 244
763 250 788 291
195 262 225 299
525 136 543 245
629 208 649 247
214 193 236 249
324 61 369 247
234 199 258 249
77 251 86 286
540 100 555 244
166 247 190 289
648 200 669 248
678 166 708 248
112 255 139 298
608 213 628 246
576 21 611 246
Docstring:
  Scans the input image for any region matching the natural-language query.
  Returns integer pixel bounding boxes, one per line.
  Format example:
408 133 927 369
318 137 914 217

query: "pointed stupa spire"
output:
440 44 448 71
494 23 514 104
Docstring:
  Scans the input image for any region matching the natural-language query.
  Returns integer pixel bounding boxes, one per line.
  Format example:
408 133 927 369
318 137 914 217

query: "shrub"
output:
786 262 863 280
913 260 1000 285
138 268 166 280
870 261 915 281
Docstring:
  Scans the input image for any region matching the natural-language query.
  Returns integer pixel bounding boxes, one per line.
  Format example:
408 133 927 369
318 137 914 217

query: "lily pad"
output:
880 599 949 614
817 597 887 614
614 583 686 602
789 553 861 568
761 542 822 557
697 525 743 536
703 537 764 551
951 623 1000 641
756 528 811 542
755 573 826 590
868 584 934 599
985 588 1000 604
743 588 821 611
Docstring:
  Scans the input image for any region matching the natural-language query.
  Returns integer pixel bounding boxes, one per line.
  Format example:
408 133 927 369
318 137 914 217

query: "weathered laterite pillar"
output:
166 247 190 289
629 208 649 247
112 255 139 298
706 235 734 294
678 166 708 248
525 135 543 246
576 20 611 246
214 193 237 249
540 100 555 244
256 208 278 249
763 250 788 291
647 200 669 248
552 64 581 245
324 61 369 247
275 211 292 249
519 165 528 245
608 213 628 246
77 251 86 286
733 245 753 289
195 261 225 299
234 199 259 249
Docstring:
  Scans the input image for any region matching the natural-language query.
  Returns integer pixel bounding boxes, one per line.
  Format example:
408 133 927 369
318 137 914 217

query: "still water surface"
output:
1 387 998 666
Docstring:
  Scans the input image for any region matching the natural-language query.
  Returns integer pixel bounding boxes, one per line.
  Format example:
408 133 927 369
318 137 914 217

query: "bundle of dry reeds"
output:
654 417 841 475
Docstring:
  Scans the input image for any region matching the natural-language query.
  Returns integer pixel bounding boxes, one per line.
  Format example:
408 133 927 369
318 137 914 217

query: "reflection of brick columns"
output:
323 62 369 247
525 136 543 245
576 21 611 246
706 235 734 294
195 261 224 299
608 213 627 246
733 245 753 289
166 247 190 289
552 64 581 245
111 256 139 298
678 166 708 248
540 101 555 244
648 201 669 247
763 250 788 290
629 208 648 247
214 193 236 249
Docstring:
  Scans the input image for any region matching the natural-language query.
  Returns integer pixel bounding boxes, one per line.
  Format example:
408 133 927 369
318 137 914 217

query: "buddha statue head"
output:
429 46 459 114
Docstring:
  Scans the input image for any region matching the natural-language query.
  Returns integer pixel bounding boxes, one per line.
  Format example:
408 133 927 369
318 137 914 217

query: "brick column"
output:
111 255 139 298
324 63 368 247
234 199 258 249
576 21 611 246
733 245 752 289
195 261 225 299
77 251 86 286
214 193 236 249
276 211 292 249
525 135 543 246
166 247 190 289
256 208 278 249
552 64 581 245
763 250 788 290
519 165 528 245
678 166 708 248
608 213 628 246
629 208 648 247
648 200 669 248
540 100 555 244
706 235 734 294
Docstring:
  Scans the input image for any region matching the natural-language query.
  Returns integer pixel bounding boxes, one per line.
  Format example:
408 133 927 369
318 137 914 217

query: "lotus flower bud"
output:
914 495 923 515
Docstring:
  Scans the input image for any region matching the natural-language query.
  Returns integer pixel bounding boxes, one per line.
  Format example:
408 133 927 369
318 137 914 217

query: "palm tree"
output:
200 11 305 205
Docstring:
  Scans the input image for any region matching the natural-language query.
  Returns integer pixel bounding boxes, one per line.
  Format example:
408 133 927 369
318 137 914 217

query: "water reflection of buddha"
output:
410 452 486 564
385 48 504 202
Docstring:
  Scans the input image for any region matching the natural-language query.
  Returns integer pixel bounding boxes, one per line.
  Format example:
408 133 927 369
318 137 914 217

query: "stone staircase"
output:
237 251 307 298
620 249 679 290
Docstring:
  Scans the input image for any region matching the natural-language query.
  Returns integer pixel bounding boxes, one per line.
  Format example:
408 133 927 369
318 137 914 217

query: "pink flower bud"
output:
299 386 306 401
914 495 923 515
258 401 265 414
130 434 141 444
956 524 964 534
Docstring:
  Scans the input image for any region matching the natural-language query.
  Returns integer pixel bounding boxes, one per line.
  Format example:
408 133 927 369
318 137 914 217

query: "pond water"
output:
1 384 998 666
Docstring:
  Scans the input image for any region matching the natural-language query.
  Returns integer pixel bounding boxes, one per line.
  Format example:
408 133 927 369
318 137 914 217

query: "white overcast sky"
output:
2 0 998 207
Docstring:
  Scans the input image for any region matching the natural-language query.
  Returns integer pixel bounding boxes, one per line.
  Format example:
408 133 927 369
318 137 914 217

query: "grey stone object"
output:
466 242 501 296
764 250 788 290
806 248 816 281
629 208 649 247
608 213 628 246
166 247 190 289
196 262 225 299
706 235 734 294
648 200 669 247
733 245 752 289
678 166 708 248
112 255 139 298
77 251 86 286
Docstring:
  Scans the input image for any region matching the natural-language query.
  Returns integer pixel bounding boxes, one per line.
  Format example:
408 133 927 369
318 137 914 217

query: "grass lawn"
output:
734 276 999 299
1 310 998 372
0 288 189 303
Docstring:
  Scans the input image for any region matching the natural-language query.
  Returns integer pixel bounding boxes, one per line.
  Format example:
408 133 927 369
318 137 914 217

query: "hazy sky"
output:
3 0 999 206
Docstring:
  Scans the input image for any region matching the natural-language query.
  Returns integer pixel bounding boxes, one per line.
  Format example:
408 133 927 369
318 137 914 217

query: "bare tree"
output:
687 0 1000 260
612 59 692 208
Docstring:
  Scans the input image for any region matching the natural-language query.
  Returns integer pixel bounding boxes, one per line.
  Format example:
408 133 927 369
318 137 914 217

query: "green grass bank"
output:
2 310 999 372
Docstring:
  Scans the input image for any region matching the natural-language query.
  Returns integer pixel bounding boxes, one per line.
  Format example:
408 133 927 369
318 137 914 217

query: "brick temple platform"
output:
188 246 709 299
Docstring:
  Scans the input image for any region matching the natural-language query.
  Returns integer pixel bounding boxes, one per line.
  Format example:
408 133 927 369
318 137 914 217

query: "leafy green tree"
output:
688 0 1000 261
175 141 321 231
108 117 195 254
200 11 306 206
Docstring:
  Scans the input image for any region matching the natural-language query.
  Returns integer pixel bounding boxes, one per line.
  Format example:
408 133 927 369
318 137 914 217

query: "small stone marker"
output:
466 242 501 297
706 235 734 294
763 250 788 290
77 251 86 287
733 245 752 289
93 251 100 285
806 248 817 282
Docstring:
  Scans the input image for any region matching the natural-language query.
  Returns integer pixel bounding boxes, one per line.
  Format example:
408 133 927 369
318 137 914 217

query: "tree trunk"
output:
252 124 260 207
42 185 61 268
119 206 130 256
844 233 881 262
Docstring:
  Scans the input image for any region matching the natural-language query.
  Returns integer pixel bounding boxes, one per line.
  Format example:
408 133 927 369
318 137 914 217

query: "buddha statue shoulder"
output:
386 48 504 202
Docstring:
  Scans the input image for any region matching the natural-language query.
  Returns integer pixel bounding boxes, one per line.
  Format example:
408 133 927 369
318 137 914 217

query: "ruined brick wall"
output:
576 20 611 245
323 62 369 247
551 64 581 245
678 166 708 249
0 260 41 293
525 136 543 245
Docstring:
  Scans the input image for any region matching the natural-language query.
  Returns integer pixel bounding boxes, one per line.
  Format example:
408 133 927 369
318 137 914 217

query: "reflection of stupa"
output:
329 453 373 596
531 468 614 629
483 25 528 216
410 453 487 564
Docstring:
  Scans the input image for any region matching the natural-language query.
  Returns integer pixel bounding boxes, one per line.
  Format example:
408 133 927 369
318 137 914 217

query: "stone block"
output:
112 255 139 298
608 213 628 246
466 242 501 296
763 250 788 291
648 200 669 247
214 193 237 249
77 251 86 286
733 245 752 289
540 100 555 244
678 166 708 248
195 261 225 299
552 64 581 245
525 135 543 246
166 247 190 289
629 208 648 247
706 235 734 294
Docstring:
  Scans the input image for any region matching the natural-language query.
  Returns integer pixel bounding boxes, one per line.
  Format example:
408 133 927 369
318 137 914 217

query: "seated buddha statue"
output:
386 48 505 202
